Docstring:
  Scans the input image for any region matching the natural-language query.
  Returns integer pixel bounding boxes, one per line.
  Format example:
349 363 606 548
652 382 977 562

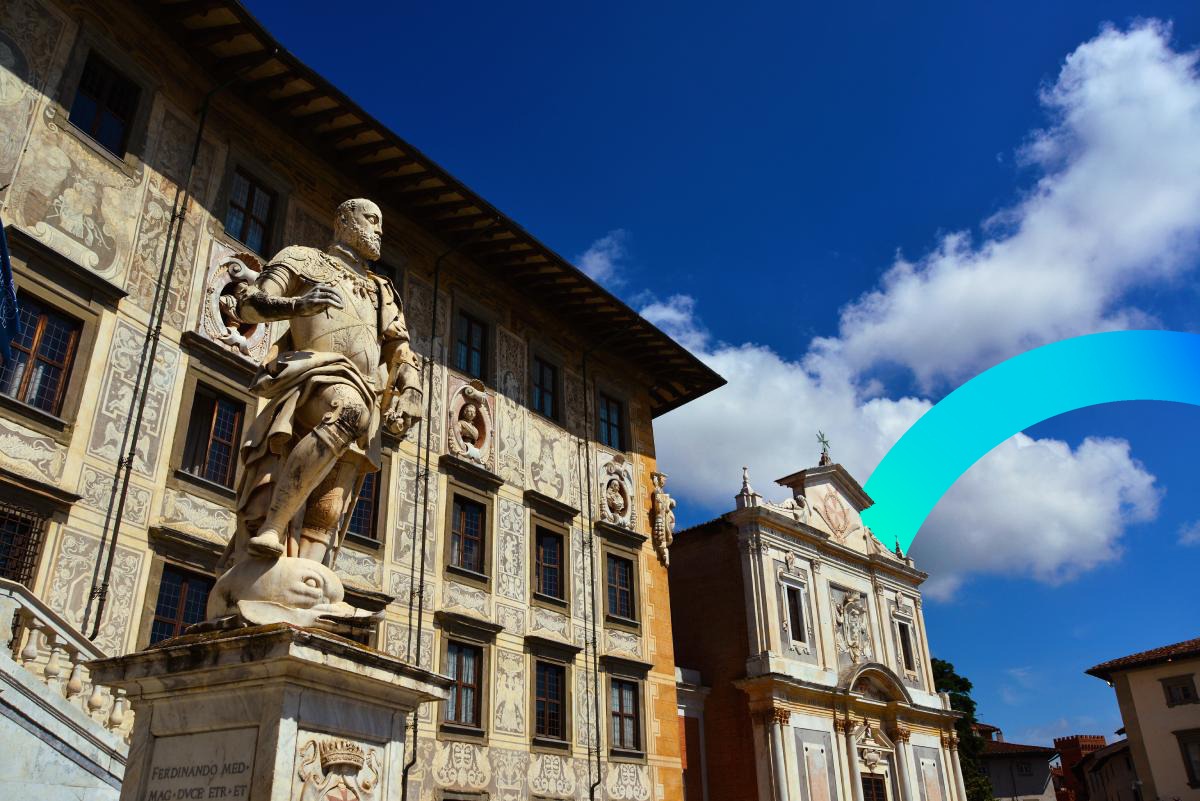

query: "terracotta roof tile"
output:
1086 636 1200 681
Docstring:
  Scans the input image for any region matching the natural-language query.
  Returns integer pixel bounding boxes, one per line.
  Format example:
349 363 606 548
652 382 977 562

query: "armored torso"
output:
272 247 383 384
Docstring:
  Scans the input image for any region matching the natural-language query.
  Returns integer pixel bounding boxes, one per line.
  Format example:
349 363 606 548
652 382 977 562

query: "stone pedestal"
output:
88 623 450 801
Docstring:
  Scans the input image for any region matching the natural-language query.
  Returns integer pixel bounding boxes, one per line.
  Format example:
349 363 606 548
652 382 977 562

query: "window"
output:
1179 729 1200 787
224 168 275 255
149 565 213 644
1162 675 1199 707
897 620 916 672
607 553 635 621
785 585 806 644
861 775 887 801
597 393 625 450
1016 761 1033 776
535 660 567 740
0 294 81 416
454 310 487 380
532 356 558 419
347 471 379 540
67 52 140 156
535 527 564 600
181 385 244 488
450 495 486 574
610 678 641 751
445 640 483 728
0 503 47 586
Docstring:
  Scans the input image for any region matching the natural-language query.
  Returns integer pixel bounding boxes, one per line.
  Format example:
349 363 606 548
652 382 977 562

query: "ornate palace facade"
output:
0 1 723 799
671 460 966 801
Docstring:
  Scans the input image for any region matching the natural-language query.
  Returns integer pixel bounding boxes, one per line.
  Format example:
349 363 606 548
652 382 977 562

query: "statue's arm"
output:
235 264 343 324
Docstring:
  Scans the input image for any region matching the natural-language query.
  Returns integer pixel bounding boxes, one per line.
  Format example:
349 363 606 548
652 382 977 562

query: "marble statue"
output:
649 471 675 566
205 199 423 630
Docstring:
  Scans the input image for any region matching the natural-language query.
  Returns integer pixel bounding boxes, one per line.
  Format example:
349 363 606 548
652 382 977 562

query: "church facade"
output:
0 1 723 799
671 459 967 801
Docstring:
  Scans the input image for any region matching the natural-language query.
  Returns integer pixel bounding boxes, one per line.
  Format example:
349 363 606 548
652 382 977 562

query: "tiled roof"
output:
981 740 1057 757
1086 636 1200 681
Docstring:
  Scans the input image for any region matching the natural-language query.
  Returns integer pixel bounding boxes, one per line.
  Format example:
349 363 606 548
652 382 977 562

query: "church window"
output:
898 620 916 672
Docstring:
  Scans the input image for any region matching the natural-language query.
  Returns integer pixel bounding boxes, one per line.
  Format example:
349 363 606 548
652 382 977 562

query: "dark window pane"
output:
347 471 379 539
149 565 213 644
536 528 563 599
446 640 482 726
454 312 487 379
786 587 805 643
451 496 485 573
607 554 634 620
183 385 244 488
68 53 140 156
535 661 566 739
225 169 274 253
0 503 48 586
0 294 81 415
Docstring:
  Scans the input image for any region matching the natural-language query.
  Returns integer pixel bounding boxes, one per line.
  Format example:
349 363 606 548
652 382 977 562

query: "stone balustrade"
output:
0 578 133 742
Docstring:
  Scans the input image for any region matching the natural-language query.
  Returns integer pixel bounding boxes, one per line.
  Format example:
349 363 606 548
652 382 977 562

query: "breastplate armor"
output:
288 271 381 383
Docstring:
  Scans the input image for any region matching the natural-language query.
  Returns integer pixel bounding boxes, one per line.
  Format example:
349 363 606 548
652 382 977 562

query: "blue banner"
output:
0 217 17 364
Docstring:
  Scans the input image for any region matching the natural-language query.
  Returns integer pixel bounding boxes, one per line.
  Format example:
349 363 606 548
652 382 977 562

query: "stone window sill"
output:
609 747 646 764
344 532 382 552
438 721 487 744
0 392 73 445
605 613 641 634
445 563 491 590
530 735 570 753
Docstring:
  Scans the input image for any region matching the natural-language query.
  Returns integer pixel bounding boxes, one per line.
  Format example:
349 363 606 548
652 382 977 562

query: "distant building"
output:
670 460 966 801
1074 740 1139 801
974 724 1057 801
1087 637 1200 801
1055 735 1108 801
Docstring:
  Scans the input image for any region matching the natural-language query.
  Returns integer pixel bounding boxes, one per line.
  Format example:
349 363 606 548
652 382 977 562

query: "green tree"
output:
932 657 994 801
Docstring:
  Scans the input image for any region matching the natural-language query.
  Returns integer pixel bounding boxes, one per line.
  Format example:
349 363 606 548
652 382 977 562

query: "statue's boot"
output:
247 529 285 557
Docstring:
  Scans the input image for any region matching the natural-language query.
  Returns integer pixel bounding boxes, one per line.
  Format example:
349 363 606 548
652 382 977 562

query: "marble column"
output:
890 725 914 801
764 708 792 801
946 733 968 801
840 718 864 801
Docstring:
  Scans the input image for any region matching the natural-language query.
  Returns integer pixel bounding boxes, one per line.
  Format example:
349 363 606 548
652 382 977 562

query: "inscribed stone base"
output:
87 623 451 801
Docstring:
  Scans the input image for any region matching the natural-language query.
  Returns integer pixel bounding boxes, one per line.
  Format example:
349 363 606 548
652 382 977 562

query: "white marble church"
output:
671 455 968 801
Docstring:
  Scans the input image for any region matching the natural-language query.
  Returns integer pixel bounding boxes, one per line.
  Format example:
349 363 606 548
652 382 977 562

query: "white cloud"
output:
646 310 1159 598
1179 519 1200 546
575 229 629 286
644 22 1193 598
820 21 1200 390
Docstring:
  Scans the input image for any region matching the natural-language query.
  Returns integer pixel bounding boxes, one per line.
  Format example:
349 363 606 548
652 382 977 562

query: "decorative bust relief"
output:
448 378 493 469
295 734 382 801
830 586 874 667
598 452 635 528
198 245 271 362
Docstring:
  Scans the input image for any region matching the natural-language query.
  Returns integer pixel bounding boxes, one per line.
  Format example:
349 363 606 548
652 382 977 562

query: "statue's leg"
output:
297 459 360 565
247 384 370 557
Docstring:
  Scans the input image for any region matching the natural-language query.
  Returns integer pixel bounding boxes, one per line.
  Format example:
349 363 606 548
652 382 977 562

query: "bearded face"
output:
334 198 383 262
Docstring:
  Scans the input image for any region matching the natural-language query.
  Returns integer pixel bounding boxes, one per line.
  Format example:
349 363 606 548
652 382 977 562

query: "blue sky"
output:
245 1 1200 746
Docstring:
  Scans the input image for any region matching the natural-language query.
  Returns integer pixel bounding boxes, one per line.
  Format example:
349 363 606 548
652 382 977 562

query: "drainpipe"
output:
81 56 273 637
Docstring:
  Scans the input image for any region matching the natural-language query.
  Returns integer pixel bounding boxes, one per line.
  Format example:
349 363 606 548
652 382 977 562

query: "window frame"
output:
605 550 638 627
66 50 141 158
214 149 291 259
778 575 813 656
179 382 245 489
441 480 494 590
608 675 643 755
167 360 257 509
55 30 155 170
533 657 569 744
1177 728 1200 788
0 292 82 418
0 501 49 587
223 167 278 257
1162 674 1200 708
2 230 115 442
444 638 485 730
346 468 382 544
452 308 490 382
147 562 215 645
596 391 627 451
530 353 562 422
530 513 571 612
598 530 644 634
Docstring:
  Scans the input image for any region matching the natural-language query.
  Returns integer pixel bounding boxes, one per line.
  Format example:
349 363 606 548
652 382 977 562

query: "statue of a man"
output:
206 199 422 629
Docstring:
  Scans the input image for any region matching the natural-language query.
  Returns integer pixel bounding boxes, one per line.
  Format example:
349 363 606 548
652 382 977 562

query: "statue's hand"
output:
293 284 344 316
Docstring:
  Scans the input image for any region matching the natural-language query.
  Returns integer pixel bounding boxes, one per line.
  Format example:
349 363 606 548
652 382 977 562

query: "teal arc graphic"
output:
861 330 1200 555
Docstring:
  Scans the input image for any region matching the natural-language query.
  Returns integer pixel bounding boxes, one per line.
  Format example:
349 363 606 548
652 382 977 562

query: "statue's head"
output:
334 198 383 262
461 403 477 422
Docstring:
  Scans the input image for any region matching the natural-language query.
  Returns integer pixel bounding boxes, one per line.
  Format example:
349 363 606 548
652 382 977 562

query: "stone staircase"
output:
0 578 131 800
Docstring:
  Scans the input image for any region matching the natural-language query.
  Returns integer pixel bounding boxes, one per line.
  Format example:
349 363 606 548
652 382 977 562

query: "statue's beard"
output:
338 222 381 262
